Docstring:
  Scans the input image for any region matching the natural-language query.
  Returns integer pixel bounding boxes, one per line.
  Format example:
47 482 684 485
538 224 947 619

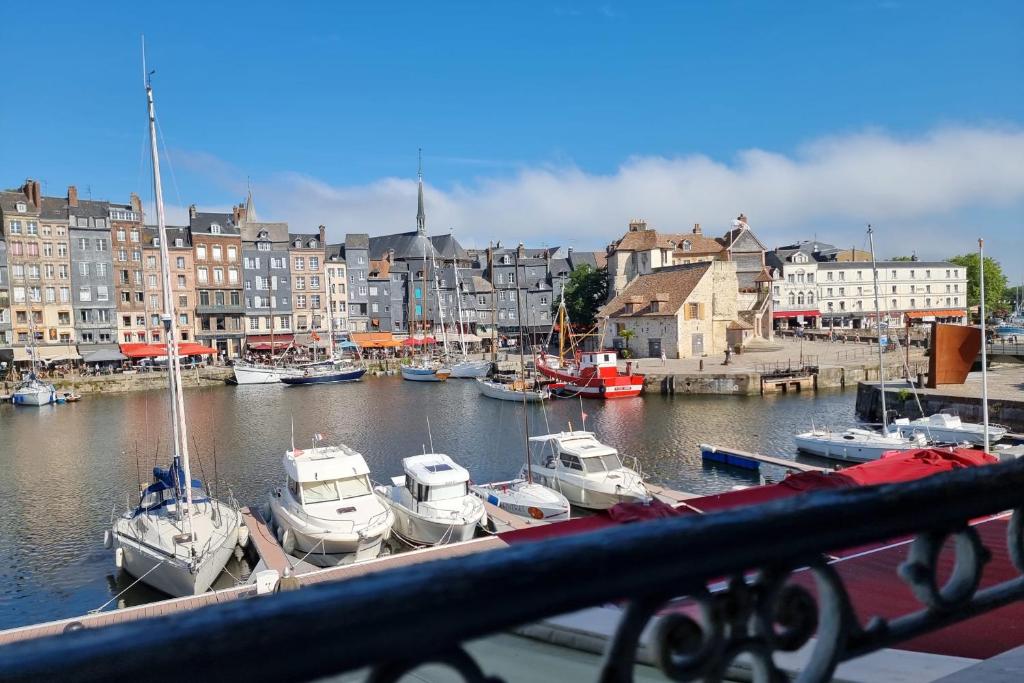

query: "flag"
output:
311 330 321 342
293 448 304 457
313 433 324 442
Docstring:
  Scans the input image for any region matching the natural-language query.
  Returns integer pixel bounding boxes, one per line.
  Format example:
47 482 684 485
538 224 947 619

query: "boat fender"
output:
281 529 296 555
275 524 284 544
103 530 112 550
114 547 124 569
528 507 544 520
237 524 250 549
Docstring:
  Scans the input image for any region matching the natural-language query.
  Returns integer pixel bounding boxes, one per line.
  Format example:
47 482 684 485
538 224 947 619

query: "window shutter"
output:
698 303 705 318
683 304 690 320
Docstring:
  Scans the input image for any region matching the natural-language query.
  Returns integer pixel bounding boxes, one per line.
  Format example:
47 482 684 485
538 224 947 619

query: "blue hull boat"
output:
281 367 366 385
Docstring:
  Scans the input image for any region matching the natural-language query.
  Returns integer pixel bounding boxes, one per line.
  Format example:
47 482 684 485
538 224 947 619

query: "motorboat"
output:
449 359 492 378
107 71 241 598
795 427 929 463
281 364 366 385
268 442 394 566
377 453 486 545
893 413 1008 446
523 431 651 509
477 376 550 402
401 362 451 382
232 360 303 385
470 479 570 521
12 375 57 406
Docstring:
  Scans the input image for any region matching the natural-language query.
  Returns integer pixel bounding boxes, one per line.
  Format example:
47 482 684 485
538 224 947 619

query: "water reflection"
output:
0 378 856 628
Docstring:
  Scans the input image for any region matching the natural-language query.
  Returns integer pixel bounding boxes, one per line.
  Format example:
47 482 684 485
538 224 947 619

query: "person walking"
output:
660 349 667 366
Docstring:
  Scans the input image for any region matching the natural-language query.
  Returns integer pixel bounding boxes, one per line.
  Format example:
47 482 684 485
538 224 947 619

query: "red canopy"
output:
402 336 436 346
120 343 218 359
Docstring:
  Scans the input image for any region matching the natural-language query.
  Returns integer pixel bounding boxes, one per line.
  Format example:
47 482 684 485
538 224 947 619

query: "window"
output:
27 222 38 235
199 291 210 306
147 255 156 268
296 295 307 308
117 247 128 262
8 221 21 234
311 295 320 309
309 257 319 270
78 237 89 250
910 270 916 279
177 275 186 288
79 287 92 302
148 274 157 288
97 263 107 276
212 245 222 261
179 313 189 326
174 238 184 248
257 241 270 251
230 291 240 306
179 295 188 308
310 275 320 289
45 287 55 303
176 256 185 269
213 267 223 284
97 286 108 301
294 257 305 271
228 245 237 261
215 291 225 306
826 272 833 281
249 317 259 330
295 277 306 290
197 267 208 283
58 242 68 257
196 245 207 260
79 262 90 277
210 224 221 235
228 268 238 284
60 287 70 303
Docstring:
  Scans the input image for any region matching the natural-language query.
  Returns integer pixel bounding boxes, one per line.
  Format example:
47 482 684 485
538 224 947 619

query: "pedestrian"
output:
660 349 666 366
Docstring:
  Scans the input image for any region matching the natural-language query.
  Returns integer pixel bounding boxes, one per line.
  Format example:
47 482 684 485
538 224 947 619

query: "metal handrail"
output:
5 458 1024 682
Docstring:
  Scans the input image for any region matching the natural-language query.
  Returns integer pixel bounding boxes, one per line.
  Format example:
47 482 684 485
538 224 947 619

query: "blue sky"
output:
2 1 1022 273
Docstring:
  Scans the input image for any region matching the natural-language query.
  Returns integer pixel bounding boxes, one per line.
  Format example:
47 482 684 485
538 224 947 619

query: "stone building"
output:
67 188 117 347
0 210 10 348
240 205 293 345
162 226 196 342
141 227 166 343
0 180 76 351
599 261 740 359
190 207 245 356
324 244 349 338
344 233 370 332
288 227 328 335
718 215 767 291
109 195 148 343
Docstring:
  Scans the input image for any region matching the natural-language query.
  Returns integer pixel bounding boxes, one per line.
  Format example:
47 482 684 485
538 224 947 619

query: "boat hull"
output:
281 368 366 385
269 497 392 566
535 353 643 399
390 508 479 545
794 432 921 463
894 423 1007 446
401 366 450 382
449 360 492 378
477 378 550 402
470 481 570 521
525 466 649 510
12 385 57 406
232 364 302 385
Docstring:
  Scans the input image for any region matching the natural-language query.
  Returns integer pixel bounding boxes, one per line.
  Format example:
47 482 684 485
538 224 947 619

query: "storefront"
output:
772 309 820 330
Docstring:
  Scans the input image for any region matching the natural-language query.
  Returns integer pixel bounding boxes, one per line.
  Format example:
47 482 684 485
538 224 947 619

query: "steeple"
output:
416 148 426 236
243 186 257 224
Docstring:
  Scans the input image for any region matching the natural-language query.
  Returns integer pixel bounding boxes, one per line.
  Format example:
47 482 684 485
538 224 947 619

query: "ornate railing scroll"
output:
2 457 1024 682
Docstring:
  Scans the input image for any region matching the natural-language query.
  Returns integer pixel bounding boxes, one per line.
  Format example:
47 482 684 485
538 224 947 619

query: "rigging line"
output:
154 117 186 213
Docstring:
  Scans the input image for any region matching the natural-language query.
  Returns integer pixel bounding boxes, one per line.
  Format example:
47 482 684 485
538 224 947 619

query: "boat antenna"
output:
579 395 586 431
979 238 990 454
513 253 533 483
290 414 295 453
867 225 888 435
426 415 435 453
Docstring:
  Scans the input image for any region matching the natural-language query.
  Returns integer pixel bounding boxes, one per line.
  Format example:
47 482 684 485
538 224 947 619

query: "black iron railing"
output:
2 458 1024 682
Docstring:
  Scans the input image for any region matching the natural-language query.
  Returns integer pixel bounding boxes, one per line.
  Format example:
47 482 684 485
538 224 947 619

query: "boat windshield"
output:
337 474 372 499
581 453 623 473
301 479 340 504
428 482 469 501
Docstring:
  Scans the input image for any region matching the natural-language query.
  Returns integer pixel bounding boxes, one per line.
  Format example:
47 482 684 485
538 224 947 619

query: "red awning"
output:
905 309 966 319
402 336 436 346
119 343 218 359
245 334 294 351
772 309 820 319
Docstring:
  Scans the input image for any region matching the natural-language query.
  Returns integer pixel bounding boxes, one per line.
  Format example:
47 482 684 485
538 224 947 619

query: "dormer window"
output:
258 231 269 240
15 202 26 213
153 237 161 246
293 239 302 248
682 240 692 252
308 239 318 248
210 223 221 234
174 238 184 248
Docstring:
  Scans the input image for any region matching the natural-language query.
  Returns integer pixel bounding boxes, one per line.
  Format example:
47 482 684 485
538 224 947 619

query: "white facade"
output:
326 260 349 335
771 250 821 328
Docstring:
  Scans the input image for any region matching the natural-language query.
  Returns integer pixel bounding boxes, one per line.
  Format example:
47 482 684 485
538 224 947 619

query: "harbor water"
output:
0 378 856 630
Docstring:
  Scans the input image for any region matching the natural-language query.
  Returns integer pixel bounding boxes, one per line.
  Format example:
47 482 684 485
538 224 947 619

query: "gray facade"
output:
69 196 117 345
0 234 9 347
488 248 553 333
240 221 293 334
344 233 370 331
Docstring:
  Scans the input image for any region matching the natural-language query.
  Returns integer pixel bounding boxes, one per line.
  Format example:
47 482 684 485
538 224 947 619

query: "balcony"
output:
195 304 245 315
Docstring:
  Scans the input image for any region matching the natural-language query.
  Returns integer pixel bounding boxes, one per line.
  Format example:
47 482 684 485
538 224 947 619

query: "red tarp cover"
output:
119 343 218 358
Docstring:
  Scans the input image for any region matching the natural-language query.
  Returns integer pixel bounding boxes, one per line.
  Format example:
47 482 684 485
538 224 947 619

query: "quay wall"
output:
1 367 235 396
855 382 1024 432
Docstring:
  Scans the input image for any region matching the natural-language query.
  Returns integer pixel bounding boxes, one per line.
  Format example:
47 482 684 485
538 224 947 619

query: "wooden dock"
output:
482 500 546 533
700 444 826 473
647 483 702 504
240 506 291 574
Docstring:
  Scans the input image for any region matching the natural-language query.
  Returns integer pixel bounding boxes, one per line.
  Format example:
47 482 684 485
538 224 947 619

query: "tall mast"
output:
431 252 450 358
489 242 497 363
514 253 533 484
979 238 990 453
146 65 195 526
867 226 888 435
453 258 468 358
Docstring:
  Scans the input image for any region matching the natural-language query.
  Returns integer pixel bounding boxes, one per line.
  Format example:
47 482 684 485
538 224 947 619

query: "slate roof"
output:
429 233 469 261
240 221 289 243
146 225 192 248
325 243 346 261
368 231 439 260
0 190 37 215
40 197 68 221
717 225 767 252
549 258 572 278
190 212 239 235
67 199 110 220
818 260 956 269
344 233 370 250
598 262 712 319
288 232 323 249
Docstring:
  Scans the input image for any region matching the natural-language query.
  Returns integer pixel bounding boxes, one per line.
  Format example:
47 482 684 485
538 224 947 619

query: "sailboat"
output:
11 318 57 406
471 252 570 520
401 156 451 382
107 60 241 597
795 226 931 463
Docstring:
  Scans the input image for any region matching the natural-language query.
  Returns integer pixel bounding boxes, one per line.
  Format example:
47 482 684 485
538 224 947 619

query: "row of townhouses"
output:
0 176 604 360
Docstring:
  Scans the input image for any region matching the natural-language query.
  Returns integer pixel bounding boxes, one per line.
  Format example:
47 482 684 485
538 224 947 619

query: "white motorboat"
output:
377 453 486 545
401 363 451 382
12 375 57 406
524 431 651 510
268 442 394 566
893 413 1008 446
107 69 241 597
232 361 303 385
449 359 492 378
470 479 570 521
477 377 550 402
795 427 929 463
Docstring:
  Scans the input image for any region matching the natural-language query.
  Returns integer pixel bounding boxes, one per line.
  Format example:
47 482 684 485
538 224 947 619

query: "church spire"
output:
416 148 426 235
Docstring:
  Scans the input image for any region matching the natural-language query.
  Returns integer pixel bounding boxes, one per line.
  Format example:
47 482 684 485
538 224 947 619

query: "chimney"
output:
188 203 197 219
693 223 702 235
387 248 395 263
67 185 78 207
130 192 142 216
23 179 41 208
628 219 647 232
318 224 326 244
517 242 526 258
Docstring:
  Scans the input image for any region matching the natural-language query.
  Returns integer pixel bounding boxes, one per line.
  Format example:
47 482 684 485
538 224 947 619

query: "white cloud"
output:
184 125 1024 271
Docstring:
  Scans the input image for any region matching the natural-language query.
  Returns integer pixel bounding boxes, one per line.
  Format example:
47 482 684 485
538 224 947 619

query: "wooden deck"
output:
240 506 291 574
482 500 547 533
646 483 701 504
701 444 826 473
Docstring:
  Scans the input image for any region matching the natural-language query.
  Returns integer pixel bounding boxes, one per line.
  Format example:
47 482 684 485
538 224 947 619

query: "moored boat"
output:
449 359 492 378
232 361 303 385
268 441 394 566
401 363 451 382
795 427 929 463
470 479 570 521
535 348 643 398
377 453 486 545
893 412 1008 445
477 377 550 402
281 365 366 385
12 376 57 406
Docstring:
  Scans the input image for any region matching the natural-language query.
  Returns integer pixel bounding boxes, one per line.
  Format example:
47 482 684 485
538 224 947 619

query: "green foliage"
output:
555 265 609 327
947 253 1007 310
889 255 916 262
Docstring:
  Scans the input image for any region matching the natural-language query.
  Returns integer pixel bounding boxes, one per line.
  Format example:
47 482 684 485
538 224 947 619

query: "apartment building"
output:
240 219 293 343
162 226 196 341
141 228 166 343
110 195 149 343
0 218 10 348
190 208 244 356
67 188 117 347
288 227 327 334
324 244 349 338
344 233 370 332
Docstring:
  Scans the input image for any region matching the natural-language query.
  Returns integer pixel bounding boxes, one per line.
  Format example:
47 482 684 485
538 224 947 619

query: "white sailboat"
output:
107 62 241 597
377 453 486 545
795 226 932 463
11 318 57 406
268 438 394 566
893 412 1007 445
477 376 550 402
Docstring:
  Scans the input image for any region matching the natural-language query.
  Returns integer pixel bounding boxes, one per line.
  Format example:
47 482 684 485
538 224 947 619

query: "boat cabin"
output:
530 432 626 474
283 445 374 506
393 453 471 504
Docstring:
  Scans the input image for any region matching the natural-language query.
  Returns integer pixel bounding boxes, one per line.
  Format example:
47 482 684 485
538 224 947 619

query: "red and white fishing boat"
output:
535 300 644 399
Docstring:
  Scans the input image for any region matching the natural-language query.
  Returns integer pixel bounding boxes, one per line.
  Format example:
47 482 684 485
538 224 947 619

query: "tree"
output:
947 253 1007 311
556 265 609 327
618 329 635 358
889 255 916 262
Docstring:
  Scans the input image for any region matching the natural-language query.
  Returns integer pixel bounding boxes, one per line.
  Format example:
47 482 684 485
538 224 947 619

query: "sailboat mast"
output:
453 259 468 358
489 242 497 363
979 238 990 453
867 226 888 434
514 254 533 484
146 71 195 524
